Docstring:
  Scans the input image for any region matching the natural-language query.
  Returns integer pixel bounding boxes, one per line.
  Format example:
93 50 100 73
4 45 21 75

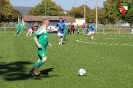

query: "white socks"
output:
59 38 63 45
91 36 94 39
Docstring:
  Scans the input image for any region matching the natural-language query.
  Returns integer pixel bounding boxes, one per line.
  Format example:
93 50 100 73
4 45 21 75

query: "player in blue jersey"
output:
89 23 95 40
26 22 33 36
56 18 65 45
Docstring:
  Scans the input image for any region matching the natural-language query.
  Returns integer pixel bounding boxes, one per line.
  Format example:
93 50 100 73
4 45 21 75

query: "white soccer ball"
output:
78 68 86 76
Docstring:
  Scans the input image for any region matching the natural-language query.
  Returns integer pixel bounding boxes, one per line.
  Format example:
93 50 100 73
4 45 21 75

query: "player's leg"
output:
73 29 74 34
60 34 64 45
68 30 70 34
63 30 65 40
30 48 47 76
26 30 29 36
63 30 67 40
29 29 33 36
58 32 61 45
17 29 21 36
90 31 94 40
83 28 85 35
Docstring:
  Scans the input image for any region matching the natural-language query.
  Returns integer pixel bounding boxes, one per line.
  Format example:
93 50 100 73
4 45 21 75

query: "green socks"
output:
31 60 44 71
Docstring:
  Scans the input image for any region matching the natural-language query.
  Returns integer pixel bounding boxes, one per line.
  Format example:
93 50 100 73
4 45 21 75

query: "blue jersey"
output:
56 22 65 34
29 24 33 29
89 24 95 31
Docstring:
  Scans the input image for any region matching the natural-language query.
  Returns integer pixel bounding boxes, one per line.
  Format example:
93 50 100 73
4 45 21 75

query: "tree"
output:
68 7 84 18
11 9 21 21
28 7 35 15
103 0 119 23
0 0 21 22
86 7 105 24
68 5 91 22
28 0 64 16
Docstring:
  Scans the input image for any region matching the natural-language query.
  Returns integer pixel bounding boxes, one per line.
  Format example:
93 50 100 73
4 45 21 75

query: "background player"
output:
89 22 95 40
26 22 33 36
14 22 21 36
56 18 65 45
63 19 68 40
82 23 86 35
29 19 52 76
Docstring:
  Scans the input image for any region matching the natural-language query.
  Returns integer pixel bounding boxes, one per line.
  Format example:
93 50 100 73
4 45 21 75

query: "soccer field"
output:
0 34 133 88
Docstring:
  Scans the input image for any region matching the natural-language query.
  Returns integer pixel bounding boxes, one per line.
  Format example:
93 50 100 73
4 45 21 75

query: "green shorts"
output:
36 47 47 59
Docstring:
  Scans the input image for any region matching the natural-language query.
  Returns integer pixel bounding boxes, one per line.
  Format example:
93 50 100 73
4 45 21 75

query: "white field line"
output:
76 39 131 47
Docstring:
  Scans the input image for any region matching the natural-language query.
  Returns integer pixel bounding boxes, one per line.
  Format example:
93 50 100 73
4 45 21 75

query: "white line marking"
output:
122 44 129 46
76 39 131 47
128 36 133 37
115 44 119 45
106 38 118 39
109 44 113 45
84 42 90 43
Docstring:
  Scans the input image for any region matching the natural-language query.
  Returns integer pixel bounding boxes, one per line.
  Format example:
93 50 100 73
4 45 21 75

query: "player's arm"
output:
34 33 41 48
48 43 52 47
56 23 59 30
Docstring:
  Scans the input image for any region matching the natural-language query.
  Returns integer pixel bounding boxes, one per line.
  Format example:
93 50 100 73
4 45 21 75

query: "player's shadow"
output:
0 61 33 81
0 57 4 59
40 68 54 76
0 61 56 81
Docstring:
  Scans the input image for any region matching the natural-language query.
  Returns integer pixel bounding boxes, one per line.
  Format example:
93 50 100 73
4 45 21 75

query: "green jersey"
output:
34 26 48 48
65 23 68 30
21 24 25 31
16 22 21 30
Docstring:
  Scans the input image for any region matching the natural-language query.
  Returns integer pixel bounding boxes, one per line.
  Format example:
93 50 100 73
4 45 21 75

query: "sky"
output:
10 0 106 10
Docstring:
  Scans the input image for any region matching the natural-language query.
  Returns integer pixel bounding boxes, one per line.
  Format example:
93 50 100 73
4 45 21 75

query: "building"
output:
22 15 75 30
73 18 85 26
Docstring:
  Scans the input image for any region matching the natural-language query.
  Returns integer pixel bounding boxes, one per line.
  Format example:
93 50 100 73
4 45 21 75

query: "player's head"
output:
59 18 63 22
42 18 49 27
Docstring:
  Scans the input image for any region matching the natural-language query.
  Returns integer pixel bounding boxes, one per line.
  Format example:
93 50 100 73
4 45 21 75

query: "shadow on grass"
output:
40 68 54 75
0 61 56 81
0 57 4 59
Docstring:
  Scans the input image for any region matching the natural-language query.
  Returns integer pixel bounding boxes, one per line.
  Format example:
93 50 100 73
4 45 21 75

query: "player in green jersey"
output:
14 22 21 36
63 19 68 40
29 19 52 76
20 22 25 35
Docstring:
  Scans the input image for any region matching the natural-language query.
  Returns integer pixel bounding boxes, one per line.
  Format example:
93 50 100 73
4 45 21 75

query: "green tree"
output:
0 0 21 22
28 7 35 15
28 0 64 16
11 9 21 21
68 7 84 18
86 7 105 24
68 5 90 22
103 0 119 23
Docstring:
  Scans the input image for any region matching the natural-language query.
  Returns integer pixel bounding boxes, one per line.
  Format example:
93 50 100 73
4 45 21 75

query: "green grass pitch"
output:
0 34 133 88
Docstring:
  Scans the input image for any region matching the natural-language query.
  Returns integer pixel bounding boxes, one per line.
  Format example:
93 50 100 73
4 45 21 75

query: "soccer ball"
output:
78 68 86 76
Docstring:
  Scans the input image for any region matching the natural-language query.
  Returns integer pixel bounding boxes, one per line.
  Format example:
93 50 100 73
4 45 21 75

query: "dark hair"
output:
59 18 62 20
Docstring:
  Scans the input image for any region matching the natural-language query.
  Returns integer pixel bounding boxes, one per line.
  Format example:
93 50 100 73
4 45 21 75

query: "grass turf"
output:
0 34 133 88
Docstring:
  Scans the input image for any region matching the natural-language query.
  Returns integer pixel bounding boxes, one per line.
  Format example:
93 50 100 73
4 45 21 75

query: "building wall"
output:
73 18 85 26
